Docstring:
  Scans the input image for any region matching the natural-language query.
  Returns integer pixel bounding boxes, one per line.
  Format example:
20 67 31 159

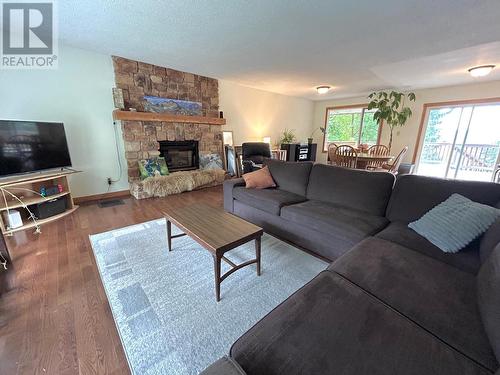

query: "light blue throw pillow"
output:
408 193 500 253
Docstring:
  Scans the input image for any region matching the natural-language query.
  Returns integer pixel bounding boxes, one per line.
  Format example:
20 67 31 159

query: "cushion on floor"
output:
329 237 498 372
375 221 481 274
281 200 388 244
230 271 490 375
232 187 306 215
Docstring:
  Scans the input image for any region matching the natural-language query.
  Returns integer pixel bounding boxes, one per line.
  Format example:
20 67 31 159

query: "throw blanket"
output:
142 169 226 197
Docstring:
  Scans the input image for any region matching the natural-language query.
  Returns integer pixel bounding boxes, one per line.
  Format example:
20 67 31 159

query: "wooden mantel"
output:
112 110 226 125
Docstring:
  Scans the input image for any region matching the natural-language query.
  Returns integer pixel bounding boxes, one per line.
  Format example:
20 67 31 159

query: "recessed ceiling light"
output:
316 86 331 94
468 65 495 77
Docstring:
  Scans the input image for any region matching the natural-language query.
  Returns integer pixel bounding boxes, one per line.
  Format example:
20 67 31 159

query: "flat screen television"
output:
0 120 72 177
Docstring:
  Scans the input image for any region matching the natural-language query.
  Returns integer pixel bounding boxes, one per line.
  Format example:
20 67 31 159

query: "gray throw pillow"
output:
408 193 500 253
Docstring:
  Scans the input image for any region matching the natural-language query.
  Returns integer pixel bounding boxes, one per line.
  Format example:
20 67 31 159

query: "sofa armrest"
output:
199 356 246 375
223 178 245 212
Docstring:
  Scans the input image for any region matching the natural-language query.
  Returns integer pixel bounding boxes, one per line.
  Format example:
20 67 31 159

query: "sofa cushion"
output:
386 174 500 223
306 164 395 216
281 200 388 244
242 166 276 189
408 194 500 253
478 243 500 364
264 159 313 196
232 187 306 215
376 221 481 274
480 201 500 263
329 237 498 372
233 200 362 260
231 271 490 375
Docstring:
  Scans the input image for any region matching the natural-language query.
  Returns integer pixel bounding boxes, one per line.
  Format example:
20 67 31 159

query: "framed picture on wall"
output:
222 131 234 146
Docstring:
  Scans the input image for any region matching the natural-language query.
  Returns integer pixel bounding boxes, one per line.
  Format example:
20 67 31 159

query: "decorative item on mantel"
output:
143 95 202 116
112 88 125 109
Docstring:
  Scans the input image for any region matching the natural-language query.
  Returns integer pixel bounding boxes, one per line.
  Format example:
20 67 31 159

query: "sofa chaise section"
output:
229 271 491 375
329 237 498 372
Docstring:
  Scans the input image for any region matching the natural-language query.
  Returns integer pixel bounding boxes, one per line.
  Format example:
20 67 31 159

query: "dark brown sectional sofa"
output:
203 159 500 375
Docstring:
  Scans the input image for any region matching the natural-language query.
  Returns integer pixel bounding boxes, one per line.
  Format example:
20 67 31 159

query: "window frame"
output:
412 97 500 164
322 104 383 152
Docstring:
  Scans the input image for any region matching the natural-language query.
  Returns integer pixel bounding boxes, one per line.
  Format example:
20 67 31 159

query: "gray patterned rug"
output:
90 219 327 375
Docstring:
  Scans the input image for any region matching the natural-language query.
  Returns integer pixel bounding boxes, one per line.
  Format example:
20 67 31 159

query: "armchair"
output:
241 142 271 174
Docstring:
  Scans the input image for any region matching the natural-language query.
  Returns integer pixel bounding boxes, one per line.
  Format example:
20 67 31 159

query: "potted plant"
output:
278 128 297 147
308 127 326 144
367 91 416 151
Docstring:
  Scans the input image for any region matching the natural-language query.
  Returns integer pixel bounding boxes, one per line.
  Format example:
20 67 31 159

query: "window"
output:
323 105 381 152
415 100 500 182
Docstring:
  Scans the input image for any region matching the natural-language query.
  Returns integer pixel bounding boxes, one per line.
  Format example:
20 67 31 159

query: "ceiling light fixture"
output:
316 85 331 94
468 65 495 77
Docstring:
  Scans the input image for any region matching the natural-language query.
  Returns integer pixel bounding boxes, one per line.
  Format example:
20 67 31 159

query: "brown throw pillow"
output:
243 166 276 189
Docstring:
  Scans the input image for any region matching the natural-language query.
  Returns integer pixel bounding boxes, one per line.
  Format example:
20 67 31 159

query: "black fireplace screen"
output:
158 140 199 172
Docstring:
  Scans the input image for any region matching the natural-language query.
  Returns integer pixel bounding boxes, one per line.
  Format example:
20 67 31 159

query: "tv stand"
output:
0 170 80 238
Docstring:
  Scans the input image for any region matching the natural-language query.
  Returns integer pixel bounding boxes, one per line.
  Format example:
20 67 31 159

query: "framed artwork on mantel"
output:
223 131 234 146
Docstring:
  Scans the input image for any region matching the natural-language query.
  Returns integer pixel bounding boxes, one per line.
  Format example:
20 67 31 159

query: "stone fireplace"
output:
158 140 199 172
112 56 223 181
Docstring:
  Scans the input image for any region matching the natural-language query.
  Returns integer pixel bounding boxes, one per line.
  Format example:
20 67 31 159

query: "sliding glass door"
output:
416 102 500 182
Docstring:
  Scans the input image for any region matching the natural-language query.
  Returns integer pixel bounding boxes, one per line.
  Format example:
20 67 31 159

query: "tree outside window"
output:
323 106 381 151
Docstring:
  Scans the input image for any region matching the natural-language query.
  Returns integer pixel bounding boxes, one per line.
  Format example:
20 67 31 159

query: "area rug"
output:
90 219 327 375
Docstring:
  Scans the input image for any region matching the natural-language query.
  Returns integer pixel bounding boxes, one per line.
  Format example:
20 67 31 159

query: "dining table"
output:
355 153 394 169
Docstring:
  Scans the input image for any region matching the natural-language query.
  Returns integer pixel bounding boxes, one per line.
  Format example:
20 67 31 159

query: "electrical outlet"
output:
107 177 112 185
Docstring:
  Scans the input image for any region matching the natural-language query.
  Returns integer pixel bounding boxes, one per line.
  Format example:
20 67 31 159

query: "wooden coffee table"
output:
163 204 263 302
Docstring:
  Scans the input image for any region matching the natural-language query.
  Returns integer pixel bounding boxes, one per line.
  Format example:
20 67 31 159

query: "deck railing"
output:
421 142 500 172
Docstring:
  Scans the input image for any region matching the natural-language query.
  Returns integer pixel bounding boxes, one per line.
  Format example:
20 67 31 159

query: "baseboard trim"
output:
74 190 131 204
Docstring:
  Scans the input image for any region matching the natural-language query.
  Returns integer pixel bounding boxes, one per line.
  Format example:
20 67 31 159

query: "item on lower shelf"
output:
5 210 23 229
29 197 67 220
40 185 61 197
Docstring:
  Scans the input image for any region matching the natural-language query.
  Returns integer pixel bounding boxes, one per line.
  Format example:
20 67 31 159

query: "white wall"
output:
219 80 314 148
312 80 500 163
0 45 128 197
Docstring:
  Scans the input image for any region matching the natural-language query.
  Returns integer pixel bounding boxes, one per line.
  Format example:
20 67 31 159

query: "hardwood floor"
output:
0 186 223 375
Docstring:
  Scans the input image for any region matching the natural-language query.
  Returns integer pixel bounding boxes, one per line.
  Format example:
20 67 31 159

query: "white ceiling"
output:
59 0 500 100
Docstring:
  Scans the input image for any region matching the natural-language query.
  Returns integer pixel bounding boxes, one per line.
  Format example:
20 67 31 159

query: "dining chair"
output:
366 144 390 169
380 146 409 175
333 145 358 169
327 143 338 165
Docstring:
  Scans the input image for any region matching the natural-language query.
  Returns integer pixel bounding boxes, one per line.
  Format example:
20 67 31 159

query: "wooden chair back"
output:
333 145 358 169
388 146 409 174
327 143 338 164
367 144 390 168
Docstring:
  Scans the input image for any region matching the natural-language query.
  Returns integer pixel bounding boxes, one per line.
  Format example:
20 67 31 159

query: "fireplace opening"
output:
158 140 199 172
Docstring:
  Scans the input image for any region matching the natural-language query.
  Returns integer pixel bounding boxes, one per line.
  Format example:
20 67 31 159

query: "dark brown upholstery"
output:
329 237 498 371
281 200 388 244
219 164 500 375
230 271 490 375
386 175 500 223
375 221 481 274
263 159 313 196
232 186 306 216
478 244 500 363
306 164 395 216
